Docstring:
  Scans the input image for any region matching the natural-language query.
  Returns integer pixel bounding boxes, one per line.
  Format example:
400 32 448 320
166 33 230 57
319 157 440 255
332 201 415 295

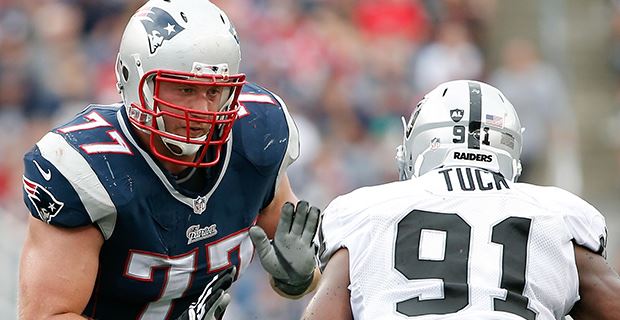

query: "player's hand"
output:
249 201 320 297
176 267 235 320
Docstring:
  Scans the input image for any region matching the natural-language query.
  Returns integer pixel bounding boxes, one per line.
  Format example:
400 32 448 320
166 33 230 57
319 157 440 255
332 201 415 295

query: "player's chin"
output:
176 128 208 139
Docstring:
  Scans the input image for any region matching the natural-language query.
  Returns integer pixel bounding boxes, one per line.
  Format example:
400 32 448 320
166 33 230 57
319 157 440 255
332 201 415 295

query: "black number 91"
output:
394 209 537 319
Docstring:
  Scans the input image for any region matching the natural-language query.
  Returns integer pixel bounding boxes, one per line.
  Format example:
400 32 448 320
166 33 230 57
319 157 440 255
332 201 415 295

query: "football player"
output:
303 80 620 320
19 1 320 319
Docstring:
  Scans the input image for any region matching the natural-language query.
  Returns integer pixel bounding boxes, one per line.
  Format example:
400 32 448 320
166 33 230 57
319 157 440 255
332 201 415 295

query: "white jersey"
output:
317 166 607 320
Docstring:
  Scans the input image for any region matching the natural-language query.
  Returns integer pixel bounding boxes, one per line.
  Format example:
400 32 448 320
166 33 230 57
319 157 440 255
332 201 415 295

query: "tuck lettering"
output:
438 167 509 192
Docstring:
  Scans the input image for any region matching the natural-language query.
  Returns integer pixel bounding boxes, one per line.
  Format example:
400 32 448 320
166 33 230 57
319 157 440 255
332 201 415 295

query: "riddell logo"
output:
454 152 492 162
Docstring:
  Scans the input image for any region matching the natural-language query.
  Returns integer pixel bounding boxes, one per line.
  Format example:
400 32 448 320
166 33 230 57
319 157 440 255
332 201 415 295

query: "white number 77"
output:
58 111 133 155
124 231 253 319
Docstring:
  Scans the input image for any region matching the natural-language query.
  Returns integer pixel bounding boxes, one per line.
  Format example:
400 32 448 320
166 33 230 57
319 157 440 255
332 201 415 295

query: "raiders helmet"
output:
396 80 523 181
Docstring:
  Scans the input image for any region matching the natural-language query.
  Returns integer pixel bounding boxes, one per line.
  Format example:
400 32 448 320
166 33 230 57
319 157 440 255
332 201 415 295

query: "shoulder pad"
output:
234 83 299 173
316 192 366 271
22 106 123 239
526 185 608 257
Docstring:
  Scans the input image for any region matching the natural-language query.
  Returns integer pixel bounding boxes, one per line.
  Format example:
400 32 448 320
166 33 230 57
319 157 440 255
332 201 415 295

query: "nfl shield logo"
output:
192 196 207 214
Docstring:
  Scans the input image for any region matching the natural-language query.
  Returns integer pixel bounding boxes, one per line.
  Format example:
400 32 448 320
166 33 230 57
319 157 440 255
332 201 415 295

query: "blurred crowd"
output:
0 0 609 319
608 0 620 189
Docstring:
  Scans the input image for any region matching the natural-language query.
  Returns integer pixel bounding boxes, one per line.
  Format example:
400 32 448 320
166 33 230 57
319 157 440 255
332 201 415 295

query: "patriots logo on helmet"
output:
23 176 64 223
135 7 185 54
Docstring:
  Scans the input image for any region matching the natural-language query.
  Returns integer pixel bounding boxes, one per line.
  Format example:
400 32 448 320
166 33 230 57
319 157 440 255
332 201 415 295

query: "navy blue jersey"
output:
22 83 299 319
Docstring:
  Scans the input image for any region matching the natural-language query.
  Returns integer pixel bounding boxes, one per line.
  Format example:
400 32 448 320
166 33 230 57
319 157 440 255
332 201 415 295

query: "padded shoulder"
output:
516 184 607 256
22 104 124 239
234 83 299 174
317 181 406 270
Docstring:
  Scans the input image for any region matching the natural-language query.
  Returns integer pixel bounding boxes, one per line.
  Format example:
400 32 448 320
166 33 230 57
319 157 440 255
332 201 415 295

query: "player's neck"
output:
162 161 192 175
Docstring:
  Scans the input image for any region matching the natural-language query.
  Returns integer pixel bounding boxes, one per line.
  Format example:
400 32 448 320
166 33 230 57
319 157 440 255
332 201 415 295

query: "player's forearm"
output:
19 308 92 320
19 283 93 320
301 272 352 320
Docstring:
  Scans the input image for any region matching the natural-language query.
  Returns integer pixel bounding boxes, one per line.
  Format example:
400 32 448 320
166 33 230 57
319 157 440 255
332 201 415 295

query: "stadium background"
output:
1 0 619 318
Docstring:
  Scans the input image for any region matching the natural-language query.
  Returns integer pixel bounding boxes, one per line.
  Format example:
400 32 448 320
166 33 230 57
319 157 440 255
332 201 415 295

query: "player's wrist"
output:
270 268 320 299
274 271 313 292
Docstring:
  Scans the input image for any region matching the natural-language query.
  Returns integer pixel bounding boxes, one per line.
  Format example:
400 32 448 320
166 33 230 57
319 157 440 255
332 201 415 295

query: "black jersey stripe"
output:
468 81 482 149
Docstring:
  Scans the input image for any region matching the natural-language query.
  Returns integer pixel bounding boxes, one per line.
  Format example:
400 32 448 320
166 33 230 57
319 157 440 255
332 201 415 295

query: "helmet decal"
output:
135 7 185 54
485 114 505 128
228 20 240 44
450 109 464 122
500 132 515 149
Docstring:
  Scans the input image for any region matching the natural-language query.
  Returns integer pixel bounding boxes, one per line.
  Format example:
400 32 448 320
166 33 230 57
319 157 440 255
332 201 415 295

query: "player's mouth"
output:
180 126 208 138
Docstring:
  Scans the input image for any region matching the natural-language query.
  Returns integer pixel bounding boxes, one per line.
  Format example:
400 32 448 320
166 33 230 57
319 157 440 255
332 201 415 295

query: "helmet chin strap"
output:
219 87 233 111
512 159 522 182
155 115 207 157
396 116 413 181
161 135 205 156
395 144 410 181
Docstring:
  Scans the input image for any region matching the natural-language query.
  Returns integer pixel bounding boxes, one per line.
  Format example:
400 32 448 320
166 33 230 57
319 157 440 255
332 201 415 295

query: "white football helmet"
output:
115 0 245 167
396 80 523 181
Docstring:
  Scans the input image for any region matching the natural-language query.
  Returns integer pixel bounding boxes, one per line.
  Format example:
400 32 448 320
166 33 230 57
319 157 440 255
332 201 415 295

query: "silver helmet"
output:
115 0 245 167
396 80 523 181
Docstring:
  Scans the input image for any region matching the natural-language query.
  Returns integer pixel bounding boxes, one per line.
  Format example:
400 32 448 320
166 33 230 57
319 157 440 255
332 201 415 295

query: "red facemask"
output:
129 69 246 167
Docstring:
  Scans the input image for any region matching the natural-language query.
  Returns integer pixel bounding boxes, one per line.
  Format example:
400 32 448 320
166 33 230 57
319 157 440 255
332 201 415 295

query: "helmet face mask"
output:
396 80 523 182
136 68 245 166
116 0 245 168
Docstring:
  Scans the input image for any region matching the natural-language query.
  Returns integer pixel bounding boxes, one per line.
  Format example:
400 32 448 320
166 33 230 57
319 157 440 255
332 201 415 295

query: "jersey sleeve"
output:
238 85 300 210
316 192 366 271
271 91 300 178
558 188 608 257
22 132 118 239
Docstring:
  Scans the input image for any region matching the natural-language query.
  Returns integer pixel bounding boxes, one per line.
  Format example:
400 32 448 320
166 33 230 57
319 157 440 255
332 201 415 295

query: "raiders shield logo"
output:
23 176 64 223
450 109 464 122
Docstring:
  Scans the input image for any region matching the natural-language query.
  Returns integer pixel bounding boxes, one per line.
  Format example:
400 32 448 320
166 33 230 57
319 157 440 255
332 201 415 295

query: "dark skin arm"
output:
301 248 352 320
569 244 620 319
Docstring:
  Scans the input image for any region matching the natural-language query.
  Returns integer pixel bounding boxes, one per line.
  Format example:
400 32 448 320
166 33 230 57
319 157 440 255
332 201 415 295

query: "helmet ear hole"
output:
122 66 130 82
